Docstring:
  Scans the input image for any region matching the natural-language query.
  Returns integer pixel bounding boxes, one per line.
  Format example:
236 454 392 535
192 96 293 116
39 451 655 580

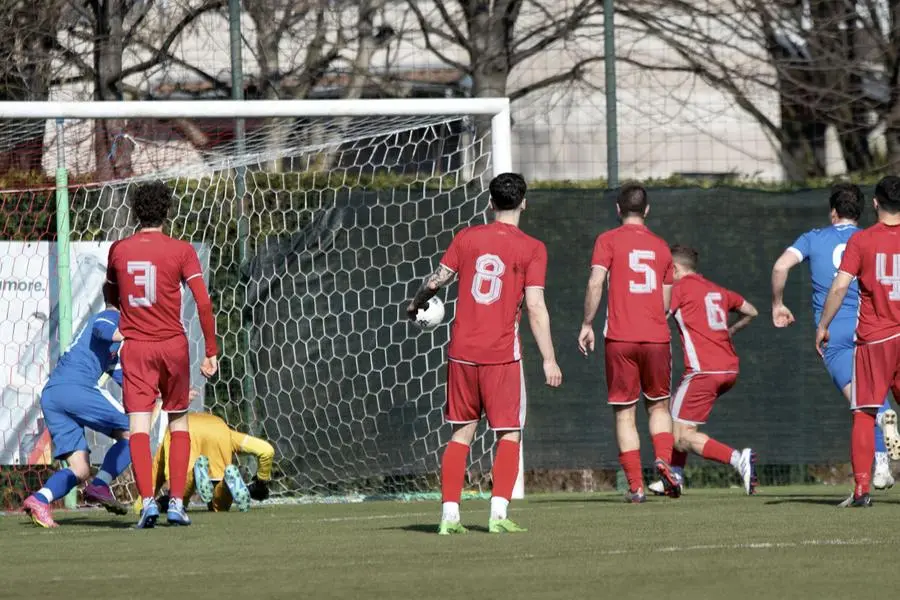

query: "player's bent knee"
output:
496 429 521 443
450 422 478 445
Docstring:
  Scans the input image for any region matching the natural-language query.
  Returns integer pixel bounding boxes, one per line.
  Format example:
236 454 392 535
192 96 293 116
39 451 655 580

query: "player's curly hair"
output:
875 176 900 214
489 173 527 210
829 183 863 221
671 244 699 271
131 181 173 227
617 183 647 216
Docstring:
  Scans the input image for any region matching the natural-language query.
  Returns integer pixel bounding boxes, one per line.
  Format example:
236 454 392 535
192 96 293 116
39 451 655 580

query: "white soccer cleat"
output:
737 448 757 495
873 452 894 490
647 480 667 496
878 409 900 461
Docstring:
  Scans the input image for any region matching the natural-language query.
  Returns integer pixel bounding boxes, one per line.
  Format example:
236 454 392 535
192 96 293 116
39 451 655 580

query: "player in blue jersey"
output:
22 305 133 528
771 183 898 491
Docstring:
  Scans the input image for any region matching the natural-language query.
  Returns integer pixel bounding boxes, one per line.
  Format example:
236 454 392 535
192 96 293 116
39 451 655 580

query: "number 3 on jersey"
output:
471 254 505 305
628 250 656 294
127 261 157 307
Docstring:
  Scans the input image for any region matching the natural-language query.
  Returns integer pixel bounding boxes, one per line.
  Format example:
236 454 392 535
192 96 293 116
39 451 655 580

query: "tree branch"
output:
119 0 225 80
404 0 469 72
508 56 603 102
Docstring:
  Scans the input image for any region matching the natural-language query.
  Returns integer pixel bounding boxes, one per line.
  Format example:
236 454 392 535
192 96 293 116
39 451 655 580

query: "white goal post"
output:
0 97 528 501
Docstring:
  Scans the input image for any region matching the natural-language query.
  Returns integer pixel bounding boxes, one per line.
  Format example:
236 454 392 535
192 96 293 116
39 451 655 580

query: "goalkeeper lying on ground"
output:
136 410 275 514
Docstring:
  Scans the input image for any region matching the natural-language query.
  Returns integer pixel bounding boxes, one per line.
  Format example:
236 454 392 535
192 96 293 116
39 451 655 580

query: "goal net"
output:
0 99 516 507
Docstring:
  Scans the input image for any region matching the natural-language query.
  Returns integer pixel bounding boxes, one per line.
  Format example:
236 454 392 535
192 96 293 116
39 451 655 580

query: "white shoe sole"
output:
881 410 900 461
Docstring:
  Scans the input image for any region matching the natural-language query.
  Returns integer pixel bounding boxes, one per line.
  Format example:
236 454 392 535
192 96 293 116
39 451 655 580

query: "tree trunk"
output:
92 0 133 183
467 6 510 184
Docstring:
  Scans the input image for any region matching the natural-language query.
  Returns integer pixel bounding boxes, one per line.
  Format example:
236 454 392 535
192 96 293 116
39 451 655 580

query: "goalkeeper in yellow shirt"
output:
140 411 275 513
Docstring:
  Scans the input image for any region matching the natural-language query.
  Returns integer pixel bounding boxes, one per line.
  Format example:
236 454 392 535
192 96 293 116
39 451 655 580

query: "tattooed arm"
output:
406 265 456 319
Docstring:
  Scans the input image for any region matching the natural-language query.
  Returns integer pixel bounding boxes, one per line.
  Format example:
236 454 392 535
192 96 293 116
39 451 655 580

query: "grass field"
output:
1 484 892 599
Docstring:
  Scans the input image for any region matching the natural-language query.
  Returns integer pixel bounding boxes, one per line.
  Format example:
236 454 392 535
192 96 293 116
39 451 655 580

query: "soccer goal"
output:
0 97 527 506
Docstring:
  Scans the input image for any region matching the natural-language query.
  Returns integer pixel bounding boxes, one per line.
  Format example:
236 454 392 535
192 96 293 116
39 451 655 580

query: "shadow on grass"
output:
385 523 491 534
527 496 638 504
764 494 900 506
52 517 134 529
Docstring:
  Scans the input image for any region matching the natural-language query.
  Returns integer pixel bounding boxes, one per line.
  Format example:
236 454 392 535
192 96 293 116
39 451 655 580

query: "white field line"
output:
596 537 881 556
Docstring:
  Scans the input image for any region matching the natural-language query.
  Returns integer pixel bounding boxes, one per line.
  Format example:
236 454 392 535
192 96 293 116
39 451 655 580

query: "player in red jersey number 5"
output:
406 173 562 535
105 182 219 528
817 176 900 508
578 184 680 502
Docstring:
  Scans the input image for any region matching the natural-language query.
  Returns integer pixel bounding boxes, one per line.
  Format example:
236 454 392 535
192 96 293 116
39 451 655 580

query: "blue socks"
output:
35 468 79 504
91 439 131 487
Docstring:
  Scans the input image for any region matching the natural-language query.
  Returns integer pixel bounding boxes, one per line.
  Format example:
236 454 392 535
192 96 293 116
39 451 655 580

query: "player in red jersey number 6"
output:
817 176 900 508
105 182 219 528
578 184 680 502
667 245 758 494
406 173 562 535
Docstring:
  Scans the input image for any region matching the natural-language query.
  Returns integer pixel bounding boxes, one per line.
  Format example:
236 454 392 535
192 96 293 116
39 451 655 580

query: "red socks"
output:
652 432 674 464
441 441 469 503
702 439 736 465
168 431 191 500
129 432 153 499
852 411 876 495
671 449 688 469
491 439 520 500
619 450 644 493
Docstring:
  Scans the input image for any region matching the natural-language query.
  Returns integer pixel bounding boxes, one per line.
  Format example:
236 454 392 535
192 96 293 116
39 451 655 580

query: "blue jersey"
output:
46 310 123 387
788 223 860 324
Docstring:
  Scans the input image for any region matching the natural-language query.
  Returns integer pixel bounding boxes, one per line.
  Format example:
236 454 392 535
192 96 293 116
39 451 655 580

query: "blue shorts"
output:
823 322 855 391
40 383 130 459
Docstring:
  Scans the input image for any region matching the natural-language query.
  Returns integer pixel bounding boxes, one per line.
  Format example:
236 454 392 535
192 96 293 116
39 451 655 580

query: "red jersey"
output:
839 222 900 343
591 223 673 343
440 221 547 365
107 231 217 355
669 273 745 372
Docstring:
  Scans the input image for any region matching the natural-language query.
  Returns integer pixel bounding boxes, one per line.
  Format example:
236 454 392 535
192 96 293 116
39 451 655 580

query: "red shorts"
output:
604 340 671 405
445 360 524 430
852 338 900 410
120 336 191 414
671 371 738 425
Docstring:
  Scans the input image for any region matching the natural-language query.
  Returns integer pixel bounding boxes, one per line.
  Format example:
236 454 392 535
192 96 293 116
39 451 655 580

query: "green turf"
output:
2 485 895 599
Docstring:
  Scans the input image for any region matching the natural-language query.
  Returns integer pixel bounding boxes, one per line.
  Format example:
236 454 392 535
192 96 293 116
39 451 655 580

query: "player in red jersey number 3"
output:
105 182 219 528
817 176 900 508
578 184 680 502
406 173 562 535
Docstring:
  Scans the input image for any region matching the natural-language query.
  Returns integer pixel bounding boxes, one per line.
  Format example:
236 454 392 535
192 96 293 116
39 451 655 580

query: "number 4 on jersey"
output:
877 253 900 300
127 261 157 307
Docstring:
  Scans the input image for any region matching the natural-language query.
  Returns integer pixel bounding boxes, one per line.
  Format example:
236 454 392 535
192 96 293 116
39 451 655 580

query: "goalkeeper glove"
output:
248 476 270 501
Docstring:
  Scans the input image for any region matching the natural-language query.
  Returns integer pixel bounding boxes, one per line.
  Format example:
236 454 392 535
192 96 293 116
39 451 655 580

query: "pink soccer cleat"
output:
83 483 129 515
23 495 58 529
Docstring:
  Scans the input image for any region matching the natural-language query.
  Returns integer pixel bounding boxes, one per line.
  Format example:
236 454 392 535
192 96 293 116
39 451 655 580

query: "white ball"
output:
413 297 445 331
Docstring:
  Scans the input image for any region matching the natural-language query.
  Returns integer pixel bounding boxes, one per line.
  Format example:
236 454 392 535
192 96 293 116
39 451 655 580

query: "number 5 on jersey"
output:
127 261 157 307
629 250 656 294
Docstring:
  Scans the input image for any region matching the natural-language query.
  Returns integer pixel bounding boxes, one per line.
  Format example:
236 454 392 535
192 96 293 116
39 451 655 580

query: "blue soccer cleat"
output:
223 465 251 512
136 497 160 529
166 497 191 526
193 456 214 504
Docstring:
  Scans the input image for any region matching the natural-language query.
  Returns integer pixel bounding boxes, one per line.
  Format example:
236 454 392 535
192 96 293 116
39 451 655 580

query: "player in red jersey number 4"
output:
105 182 219 528
817 176 900 508
666 245 758 494
579 184 680 502
406 173 562 535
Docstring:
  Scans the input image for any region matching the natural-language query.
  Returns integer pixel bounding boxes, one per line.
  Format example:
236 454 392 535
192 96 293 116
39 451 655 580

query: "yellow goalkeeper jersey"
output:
151 412 274 495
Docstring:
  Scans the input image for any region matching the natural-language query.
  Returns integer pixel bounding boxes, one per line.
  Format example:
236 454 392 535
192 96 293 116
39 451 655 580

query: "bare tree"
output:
620 0 900 180
0 1 67 173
